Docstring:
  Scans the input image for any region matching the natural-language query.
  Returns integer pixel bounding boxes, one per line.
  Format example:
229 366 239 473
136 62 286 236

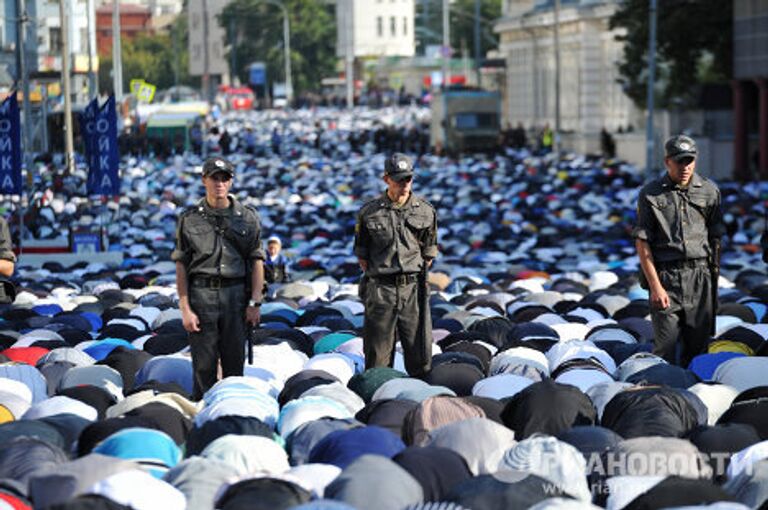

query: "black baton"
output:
247 324 256 365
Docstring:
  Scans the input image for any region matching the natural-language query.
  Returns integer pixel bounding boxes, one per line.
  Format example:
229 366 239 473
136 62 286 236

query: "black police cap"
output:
202 157 235 177
664 135 697 161
384 153 414 180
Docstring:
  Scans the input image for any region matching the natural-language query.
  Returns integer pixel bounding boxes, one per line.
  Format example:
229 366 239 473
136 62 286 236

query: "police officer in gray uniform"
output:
634 135 725 367
0 217 15 278
354 153 438 377
173 157 265 399
0 217 16 304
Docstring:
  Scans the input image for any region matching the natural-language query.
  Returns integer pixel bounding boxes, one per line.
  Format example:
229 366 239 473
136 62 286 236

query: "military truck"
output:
430 89 501 155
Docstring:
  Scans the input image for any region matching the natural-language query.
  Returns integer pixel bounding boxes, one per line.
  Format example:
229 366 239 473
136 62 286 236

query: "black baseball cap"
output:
664 135 697 162
384 153 414 181
202 157 235 177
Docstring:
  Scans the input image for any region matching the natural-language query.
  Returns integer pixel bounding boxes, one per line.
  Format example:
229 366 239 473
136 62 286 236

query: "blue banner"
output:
82 96 120 196
79 97 99 193
0 94 22 196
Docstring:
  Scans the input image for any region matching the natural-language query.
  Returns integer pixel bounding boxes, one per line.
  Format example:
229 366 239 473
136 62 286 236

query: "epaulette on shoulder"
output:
179 205 198 218
360 197 383 214
413 195 435 211
244 206 262 225
643 178 665 194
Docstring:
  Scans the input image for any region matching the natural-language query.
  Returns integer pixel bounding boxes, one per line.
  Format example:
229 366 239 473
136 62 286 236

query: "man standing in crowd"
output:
634 135 725 367
264 235 290 284
354 153 438 377
0 217 15 279
173 157 265 399
0 217 16 304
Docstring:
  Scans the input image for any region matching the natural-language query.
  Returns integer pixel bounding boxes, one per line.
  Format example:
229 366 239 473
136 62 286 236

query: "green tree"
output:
218 0 336 95
415 0 501 59
98 14 196 94
609 0 732 109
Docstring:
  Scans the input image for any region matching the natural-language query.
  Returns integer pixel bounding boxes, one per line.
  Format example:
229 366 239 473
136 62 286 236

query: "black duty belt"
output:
191 275 244 289
372 273 419 286
654 258 708 271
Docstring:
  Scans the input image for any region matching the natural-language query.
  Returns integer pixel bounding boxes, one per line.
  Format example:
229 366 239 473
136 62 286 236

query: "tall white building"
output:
187 0 230 82
495 0 640 152
336 0 416 59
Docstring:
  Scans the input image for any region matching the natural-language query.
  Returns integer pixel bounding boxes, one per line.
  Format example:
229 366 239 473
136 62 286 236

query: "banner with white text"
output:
0 94 22 196
81 96 120 196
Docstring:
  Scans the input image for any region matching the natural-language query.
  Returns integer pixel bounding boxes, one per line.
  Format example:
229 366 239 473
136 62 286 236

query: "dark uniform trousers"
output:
362 276 431 378
652 259 713 367
188 282 246 399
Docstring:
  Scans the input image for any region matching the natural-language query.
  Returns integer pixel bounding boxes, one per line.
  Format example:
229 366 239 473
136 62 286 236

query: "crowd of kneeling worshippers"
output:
0 107 767 509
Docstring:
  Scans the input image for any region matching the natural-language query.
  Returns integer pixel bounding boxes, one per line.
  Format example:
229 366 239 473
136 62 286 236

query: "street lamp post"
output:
60 0 75 175
112 0 123 100
229 17 236 86
553 0 561 157
256 0 292 104
86 0 97 96
474 0 481 87
13 0 33 163
281 3 292 103
442 0 450 89
645 0 657 180
202 0 210 103
345 0 354 109
13 0 25 92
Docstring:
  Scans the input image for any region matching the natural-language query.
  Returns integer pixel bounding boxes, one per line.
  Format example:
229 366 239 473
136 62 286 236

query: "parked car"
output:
223 87 255 111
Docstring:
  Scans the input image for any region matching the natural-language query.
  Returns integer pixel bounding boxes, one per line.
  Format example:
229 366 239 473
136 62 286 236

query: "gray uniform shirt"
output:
354 192 438 276
633 173 725 263
172 196 265 278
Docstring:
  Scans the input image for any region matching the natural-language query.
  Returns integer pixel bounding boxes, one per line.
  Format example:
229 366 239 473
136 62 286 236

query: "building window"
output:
403 16 407 36
49 27 62 53
191 13 200 30
377 16 383 37
390 16 396 36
